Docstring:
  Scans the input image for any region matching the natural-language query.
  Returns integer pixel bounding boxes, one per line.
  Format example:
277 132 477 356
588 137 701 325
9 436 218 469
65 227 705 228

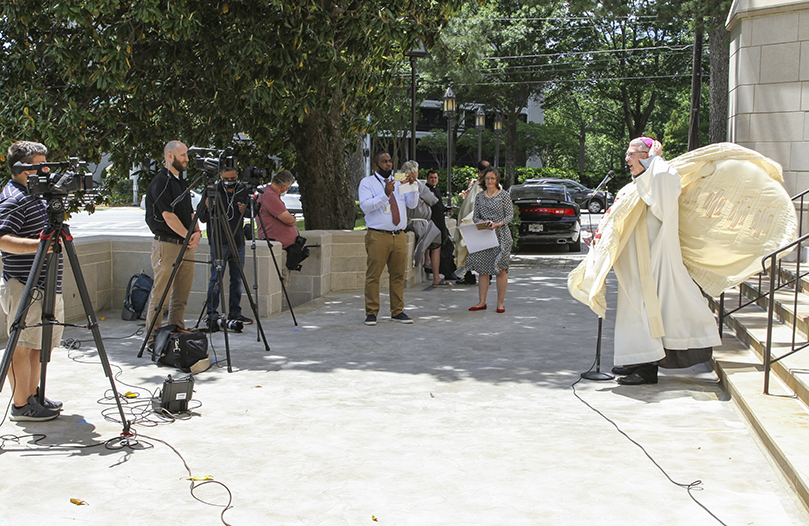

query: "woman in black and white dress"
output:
467 167 512 313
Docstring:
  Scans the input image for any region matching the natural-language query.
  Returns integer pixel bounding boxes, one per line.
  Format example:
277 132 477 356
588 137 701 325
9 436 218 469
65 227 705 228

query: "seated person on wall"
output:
256 170 299 249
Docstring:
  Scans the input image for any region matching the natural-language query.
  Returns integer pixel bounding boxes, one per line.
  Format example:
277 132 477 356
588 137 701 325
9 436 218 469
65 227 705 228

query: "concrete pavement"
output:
0 257 806 525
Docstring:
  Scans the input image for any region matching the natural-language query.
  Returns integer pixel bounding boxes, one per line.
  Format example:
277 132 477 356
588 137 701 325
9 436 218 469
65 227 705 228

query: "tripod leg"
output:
138 209 201 358
209 194 234 372
63 235 130 433
0 237 52 393
36 249 59 407
254 207 298 325
213 196 270 360
249 198 260 342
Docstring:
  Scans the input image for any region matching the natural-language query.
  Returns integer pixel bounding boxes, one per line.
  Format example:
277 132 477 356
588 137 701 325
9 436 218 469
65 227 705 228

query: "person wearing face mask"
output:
199 167 253 329
358 151 419 326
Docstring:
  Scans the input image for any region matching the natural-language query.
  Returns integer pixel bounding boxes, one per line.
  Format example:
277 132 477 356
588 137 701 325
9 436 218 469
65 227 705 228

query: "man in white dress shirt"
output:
358 152 419 326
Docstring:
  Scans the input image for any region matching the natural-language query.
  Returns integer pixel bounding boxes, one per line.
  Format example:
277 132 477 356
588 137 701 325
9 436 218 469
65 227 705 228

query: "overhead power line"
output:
465 73 691 86
457 16 659 21
482 44 693 61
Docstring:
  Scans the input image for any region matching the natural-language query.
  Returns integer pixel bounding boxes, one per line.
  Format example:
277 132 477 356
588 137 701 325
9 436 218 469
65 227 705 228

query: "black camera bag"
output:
285 235 310 271
152 324 210 373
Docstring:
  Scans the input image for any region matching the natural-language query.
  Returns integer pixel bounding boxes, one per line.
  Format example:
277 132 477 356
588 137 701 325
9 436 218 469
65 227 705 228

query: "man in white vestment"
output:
612 137 721 385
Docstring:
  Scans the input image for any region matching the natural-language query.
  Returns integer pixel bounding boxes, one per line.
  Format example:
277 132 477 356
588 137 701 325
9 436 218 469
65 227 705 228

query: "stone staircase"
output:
707 261 809 513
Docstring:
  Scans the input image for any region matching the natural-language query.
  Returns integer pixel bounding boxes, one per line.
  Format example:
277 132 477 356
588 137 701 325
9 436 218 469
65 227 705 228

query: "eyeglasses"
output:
625 150 644 158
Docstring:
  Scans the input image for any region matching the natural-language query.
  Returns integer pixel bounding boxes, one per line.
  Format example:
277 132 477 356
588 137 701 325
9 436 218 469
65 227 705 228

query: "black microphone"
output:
605 170 614 181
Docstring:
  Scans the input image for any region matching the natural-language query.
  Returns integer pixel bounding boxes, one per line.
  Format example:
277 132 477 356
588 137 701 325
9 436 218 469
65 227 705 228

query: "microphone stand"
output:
580 169 615 382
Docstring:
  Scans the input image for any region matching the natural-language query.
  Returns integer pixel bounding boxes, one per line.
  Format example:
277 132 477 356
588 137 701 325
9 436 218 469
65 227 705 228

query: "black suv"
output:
523 178 614 214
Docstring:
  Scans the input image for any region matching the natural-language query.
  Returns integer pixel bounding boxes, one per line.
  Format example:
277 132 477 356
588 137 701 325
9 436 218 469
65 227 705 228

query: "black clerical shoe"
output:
616 372 658 385
611 365 637 376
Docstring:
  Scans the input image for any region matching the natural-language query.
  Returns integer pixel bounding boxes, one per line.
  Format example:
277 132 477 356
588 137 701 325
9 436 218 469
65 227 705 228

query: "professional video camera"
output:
242 166 268 186
188 146 237 174
12 158 95 197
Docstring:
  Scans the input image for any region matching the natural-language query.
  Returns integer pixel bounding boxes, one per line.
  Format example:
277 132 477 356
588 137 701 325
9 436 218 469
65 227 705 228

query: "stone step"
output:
710 288 809 407
712 334 809 515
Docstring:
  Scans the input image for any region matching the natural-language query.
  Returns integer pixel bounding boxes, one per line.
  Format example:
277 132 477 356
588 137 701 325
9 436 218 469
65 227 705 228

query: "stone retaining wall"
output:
0 221 453 334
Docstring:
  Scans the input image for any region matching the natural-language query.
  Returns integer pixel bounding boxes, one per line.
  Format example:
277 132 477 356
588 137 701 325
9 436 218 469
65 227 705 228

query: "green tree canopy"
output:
0 0 462 228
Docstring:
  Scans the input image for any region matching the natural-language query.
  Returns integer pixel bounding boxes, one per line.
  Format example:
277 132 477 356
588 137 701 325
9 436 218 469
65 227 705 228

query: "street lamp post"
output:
405 40 428 161
494 112 502 168
443 87 456 206
475 107 485 163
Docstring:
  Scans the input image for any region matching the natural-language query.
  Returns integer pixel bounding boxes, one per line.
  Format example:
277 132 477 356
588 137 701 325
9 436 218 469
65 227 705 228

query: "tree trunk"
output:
708 20 730 144
293 105 357 230
346 132 366 201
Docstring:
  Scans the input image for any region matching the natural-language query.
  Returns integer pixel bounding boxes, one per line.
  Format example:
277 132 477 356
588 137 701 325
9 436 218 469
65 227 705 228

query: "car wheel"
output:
568 237 582 252
587 199 603 214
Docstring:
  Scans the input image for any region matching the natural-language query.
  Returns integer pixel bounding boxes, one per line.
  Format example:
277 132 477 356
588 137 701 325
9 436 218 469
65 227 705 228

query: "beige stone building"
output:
727 0 809 196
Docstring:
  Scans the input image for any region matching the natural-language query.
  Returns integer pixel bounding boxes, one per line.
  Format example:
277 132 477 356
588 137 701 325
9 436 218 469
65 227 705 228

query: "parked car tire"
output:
568 236 582 252
587 199 604 214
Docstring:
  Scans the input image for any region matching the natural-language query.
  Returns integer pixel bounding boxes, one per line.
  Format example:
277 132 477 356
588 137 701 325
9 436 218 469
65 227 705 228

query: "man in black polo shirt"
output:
144 141 201 346
0 141 64 421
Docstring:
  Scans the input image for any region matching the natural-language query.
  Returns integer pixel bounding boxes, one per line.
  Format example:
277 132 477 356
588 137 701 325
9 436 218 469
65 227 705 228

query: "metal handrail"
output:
761 232 809 393
716 190 808 394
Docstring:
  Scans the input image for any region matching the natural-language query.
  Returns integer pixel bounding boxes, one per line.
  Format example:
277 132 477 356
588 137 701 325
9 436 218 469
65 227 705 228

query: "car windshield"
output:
510 186 567 201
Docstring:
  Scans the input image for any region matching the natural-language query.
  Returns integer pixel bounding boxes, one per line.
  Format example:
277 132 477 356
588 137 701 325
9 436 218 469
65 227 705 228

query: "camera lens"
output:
213 316 243 332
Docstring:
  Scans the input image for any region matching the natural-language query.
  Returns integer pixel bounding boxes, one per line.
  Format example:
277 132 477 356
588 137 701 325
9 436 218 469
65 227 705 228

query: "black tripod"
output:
137 174 269 372
0 193 130 433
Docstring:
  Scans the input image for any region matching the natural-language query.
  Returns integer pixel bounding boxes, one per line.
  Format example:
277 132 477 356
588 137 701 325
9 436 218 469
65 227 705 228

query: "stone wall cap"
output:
727 0 808 30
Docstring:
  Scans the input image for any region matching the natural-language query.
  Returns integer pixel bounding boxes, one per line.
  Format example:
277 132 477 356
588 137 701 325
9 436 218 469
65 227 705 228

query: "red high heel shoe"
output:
468 304 487 311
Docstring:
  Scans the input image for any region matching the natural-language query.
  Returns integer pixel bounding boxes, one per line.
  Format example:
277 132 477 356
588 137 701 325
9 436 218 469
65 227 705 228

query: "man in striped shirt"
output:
0 141 64 422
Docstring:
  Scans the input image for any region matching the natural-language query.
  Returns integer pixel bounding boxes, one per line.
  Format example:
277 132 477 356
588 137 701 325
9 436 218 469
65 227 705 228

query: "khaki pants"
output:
145 239 196 343
0 278 64 350
364 230 407 317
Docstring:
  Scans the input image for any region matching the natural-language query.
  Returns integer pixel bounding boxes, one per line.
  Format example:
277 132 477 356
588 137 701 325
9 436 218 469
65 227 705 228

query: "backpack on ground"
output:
122 271 153 321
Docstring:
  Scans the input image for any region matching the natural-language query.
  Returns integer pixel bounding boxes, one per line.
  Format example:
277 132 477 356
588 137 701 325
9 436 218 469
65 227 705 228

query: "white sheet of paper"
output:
459 223 499 254
397 182 418 194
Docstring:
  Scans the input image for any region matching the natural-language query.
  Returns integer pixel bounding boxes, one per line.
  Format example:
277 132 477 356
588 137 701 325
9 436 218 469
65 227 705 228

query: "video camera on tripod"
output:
188 146 238 175
12 158 95 197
